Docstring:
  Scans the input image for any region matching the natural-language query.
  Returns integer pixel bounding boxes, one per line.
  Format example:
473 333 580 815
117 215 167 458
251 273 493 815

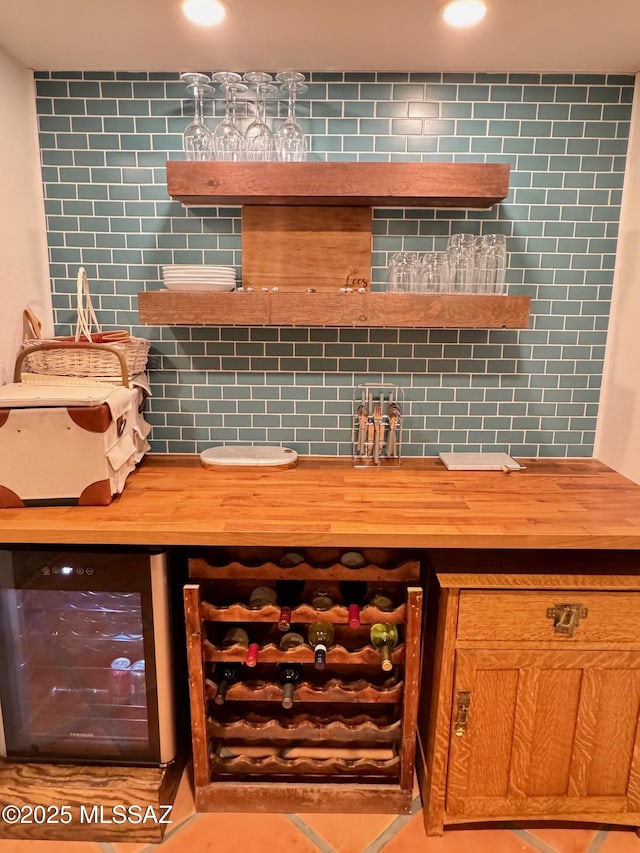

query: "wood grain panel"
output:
421 588 460 835
526 668 583 796
430 549 640 581
442 648 640 822
627 702 640 811
437 573 640 590
242 205 371 292
585 668 640 797
166 161 510 208
508 667 539 799
3 457 640 549
568 669 598 798
447 796 633 821
138 290 531 329
399 586 423 791
195 782 412 813
0 757 184 842
183 583 209 789
457 590 640 643
447 656 519 810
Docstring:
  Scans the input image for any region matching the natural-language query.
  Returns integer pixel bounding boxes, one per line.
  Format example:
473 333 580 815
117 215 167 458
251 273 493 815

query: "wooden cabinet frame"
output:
418 563 640 836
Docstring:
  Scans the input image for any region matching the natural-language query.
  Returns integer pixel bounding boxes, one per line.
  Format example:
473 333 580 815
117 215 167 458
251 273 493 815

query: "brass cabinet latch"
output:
454 691 470 736
546 603 588 636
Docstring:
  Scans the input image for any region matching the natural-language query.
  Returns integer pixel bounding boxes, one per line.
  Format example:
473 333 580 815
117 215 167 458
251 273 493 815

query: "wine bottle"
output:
222 626 249 648
279 631 305 651
370 623 399 672
340 550 366 569
277 663 303 709
248 585 277 609
221 626 259 668
339 580 368 628
275 579 306 632
367 587 395 613
308 622 335 670
310 588 334 611
213 662 241 705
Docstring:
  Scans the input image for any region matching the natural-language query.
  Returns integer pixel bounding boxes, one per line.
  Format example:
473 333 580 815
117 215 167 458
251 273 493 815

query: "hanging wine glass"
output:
275 71 308 162
243 71 276 162
179 72 214 161
211 71 247 161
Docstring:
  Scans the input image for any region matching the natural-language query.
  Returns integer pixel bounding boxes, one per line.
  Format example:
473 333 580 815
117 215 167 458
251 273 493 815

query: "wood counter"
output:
2 455 640 549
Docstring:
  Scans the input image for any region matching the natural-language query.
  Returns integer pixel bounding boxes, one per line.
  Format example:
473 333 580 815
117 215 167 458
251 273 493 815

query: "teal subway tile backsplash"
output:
34 70 633 457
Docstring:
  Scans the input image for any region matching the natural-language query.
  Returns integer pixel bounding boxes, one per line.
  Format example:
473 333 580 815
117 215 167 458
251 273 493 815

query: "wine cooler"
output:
184 548 423 813
0 547 177 766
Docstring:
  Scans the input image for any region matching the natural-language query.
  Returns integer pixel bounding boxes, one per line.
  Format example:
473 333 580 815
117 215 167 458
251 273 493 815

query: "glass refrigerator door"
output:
0 549 162 765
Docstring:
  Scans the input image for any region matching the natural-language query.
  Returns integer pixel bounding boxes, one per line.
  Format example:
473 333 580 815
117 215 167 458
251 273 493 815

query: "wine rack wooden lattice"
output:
184 553 423 813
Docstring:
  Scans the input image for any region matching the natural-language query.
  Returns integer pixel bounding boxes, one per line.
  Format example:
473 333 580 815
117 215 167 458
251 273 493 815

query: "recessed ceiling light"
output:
182 0 226 26
442 0 487 27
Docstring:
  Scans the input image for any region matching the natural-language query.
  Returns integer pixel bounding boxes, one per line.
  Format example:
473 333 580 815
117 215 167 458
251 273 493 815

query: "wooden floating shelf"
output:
166 161 511 208
139 291 530 329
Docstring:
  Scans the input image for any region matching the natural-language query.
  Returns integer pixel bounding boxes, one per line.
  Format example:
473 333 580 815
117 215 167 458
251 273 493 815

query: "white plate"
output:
163 272 236 279
162 265 236 273
164 281 236 290
163 282 236 292
163 268 236 276
200 445 298 469
163 278 236 285
163 273 236 278
163 271 235 277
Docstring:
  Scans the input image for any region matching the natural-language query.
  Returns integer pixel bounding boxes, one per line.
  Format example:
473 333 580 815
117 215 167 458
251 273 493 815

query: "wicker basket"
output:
22 268 150 378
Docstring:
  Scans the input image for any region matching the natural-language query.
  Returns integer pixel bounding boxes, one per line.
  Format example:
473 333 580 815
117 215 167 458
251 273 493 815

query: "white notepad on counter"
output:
438 452 525 471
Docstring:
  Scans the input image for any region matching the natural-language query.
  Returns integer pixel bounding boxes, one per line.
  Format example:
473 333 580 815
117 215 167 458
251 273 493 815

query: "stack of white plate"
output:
162 264 236 292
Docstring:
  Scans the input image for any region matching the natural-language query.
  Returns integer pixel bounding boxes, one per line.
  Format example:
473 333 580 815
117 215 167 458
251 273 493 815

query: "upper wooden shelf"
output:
138 291 530 329
165 161 511 208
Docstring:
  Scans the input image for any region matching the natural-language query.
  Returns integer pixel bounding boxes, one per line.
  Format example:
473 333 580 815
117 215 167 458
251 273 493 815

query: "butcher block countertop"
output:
2 456 640 550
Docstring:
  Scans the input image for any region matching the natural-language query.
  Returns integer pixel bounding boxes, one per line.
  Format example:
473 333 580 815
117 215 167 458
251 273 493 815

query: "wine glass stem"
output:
287 91 296 122
193 87 205 124
255 91 266 125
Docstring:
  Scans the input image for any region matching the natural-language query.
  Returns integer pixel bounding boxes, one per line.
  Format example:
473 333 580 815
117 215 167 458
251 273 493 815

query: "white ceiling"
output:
0 0 639 74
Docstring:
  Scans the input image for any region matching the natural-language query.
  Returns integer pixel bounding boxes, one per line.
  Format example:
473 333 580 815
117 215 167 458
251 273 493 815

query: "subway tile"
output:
38 70 632 458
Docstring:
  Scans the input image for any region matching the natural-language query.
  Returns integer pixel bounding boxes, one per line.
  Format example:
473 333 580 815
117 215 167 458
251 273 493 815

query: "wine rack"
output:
184 548 423 813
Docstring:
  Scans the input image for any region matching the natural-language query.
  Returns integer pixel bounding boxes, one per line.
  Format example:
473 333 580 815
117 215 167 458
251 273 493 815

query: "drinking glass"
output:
419 252 450 292
447 233 476 293
180 72 214 161
211 71 247 161
476 234 507 294
388 252 419 293
275 72 308 162
244 72 276 161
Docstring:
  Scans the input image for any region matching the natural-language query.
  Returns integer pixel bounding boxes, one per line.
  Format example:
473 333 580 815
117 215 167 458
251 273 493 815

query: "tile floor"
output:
3 767 640 852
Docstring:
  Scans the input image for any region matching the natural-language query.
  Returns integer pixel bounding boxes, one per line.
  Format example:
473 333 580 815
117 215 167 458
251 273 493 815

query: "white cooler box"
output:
0 379 151 507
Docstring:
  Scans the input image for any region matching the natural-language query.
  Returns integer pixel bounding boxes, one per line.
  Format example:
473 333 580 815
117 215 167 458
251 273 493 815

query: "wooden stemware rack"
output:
184 550 423 813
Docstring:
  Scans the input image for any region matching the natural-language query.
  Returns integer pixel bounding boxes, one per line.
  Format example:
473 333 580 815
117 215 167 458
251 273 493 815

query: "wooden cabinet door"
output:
447 649 640 820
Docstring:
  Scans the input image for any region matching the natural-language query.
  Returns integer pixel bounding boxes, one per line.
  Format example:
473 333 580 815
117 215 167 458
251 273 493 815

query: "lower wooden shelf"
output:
138 290 531 329
0 754 185 843
194 779 413 813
